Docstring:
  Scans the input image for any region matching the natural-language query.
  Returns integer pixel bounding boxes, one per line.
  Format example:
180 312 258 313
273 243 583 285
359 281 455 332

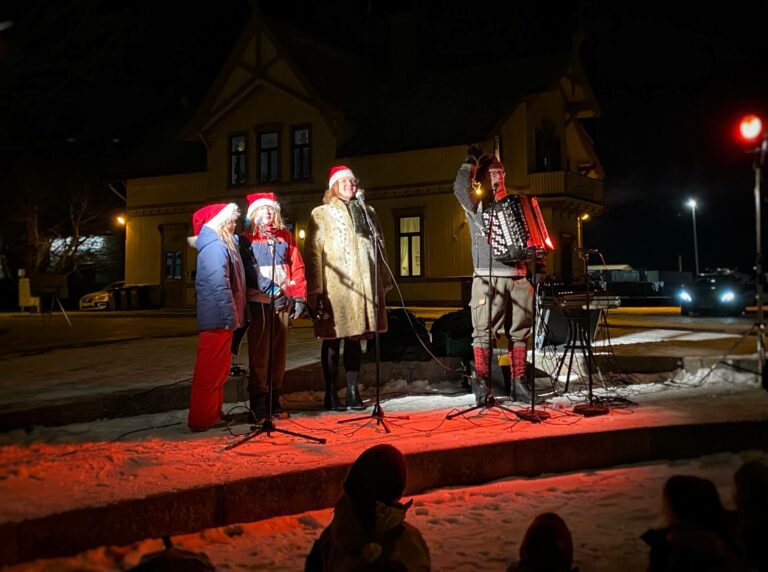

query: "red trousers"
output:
188 328 233 430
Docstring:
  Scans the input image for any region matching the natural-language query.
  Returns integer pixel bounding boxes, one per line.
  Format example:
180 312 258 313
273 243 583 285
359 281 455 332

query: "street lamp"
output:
686 199 699 276
116 215 126 226
576 213 590 259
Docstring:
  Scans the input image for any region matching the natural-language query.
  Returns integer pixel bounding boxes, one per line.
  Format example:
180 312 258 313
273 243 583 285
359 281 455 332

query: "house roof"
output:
186 12 576 159
335 53 572 156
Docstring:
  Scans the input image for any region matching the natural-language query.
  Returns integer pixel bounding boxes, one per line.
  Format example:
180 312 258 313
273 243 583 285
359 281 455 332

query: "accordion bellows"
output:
481 195 555 263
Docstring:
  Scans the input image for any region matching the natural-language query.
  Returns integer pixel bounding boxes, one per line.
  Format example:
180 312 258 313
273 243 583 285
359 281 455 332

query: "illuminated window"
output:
397 215 423 277
229 133 247 186
165 251 182 279
258 129 279 182
291 125 311 180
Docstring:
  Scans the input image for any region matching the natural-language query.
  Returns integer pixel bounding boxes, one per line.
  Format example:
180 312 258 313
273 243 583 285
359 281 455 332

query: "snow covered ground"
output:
0 366 765 526
5 450 765 572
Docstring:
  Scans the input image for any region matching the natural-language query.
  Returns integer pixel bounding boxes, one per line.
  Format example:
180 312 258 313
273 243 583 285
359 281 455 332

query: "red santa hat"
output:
328 165 355 190
188 203 239 246
246 191 280 221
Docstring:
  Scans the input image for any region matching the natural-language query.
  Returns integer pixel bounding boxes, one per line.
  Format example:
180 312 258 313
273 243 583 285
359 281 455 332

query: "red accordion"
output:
481 195 555 262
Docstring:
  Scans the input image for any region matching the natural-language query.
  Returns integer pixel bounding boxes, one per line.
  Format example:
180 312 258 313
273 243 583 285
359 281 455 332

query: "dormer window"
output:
258 129 280 183
291 125 311 180
229 133 247 186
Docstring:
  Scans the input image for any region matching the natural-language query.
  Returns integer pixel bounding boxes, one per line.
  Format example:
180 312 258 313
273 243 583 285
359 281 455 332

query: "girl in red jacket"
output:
239 192 307 420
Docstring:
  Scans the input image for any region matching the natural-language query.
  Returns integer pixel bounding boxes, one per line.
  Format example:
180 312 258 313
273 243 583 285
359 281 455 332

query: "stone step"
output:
2 418 766 567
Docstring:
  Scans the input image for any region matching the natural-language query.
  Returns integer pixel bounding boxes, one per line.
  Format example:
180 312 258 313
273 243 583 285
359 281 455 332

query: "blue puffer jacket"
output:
195 225 247 331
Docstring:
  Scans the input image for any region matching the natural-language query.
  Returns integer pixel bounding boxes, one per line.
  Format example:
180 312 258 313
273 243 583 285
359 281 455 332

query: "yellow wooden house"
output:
125 18 603 308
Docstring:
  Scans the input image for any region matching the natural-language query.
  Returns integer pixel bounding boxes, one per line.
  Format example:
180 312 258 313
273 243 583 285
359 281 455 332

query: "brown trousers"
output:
246 302 290 393
470 275 533 349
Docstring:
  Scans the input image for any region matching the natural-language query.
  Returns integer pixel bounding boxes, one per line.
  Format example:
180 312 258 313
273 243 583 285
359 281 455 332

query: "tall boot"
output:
345 371 366 410
509 345 532 403
270 390 289 419
324 382 347 411
472 347 491 406
248 391 267 424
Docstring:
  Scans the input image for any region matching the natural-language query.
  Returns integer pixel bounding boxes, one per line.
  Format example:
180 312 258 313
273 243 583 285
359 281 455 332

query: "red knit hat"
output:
192 203 238 235
246 191 279 221
328 165 355 190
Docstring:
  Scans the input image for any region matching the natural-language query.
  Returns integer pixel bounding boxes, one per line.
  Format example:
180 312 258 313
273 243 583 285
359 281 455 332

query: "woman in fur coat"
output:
305 165 392 411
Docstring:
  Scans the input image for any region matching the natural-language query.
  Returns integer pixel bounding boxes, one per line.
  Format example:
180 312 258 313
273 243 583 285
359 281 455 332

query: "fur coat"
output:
305 196 392 339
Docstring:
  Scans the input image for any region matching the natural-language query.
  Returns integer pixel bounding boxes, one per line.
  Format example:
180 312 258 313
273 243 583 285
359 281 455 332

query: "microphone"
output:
256 219 275 241
355 190 366 205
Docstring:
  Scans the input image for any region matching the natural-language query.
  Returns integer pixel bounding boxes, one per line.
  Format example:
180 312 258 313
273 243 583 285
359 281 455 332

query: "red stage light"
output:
739 114 764 144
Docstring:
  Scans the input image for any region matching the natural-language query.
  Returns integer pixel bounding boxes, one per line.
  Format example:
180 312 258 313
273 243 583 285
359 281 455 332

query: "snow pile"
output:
6 451 766 572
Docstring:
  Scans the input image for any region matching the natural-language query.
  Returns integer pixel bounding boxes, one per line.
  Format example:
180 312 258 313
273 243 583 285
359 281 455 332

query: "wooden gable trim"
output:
180 17 260 140
182 10 340 140
200 78 262 133
570 121 605 178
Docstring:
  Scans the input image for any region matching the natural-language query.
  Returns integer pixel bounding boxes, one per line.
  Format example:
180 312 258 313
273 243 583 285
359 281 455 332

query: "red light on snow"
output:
739 115 764 143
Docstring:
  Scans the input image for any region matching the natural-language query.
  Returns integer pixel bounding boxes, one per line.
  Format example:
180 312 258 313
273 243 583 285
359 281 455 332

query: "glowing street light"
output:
116 215 126 226
686 199 699 276
576 213 590 259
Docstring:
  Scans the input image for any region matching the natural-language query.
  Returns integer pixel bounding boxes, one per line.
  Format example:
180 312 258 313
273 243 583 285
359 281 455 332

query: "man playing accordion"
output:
453 146 549 404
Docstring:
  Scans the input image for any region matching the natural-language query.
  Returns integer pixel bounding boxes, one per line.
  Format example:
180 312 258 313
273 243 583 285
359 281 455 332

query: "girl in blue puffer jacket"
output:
187 203 247 431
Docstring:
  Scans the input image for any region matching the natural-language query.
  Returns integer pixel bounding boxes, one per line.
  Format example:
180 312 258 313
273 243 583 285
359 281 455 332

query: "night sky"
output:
1 1 767 275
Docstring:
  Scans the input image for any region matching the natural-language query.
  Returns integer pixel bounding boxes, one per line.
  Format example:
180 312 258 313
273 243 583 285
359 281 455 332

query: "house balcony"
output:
528 171 604 204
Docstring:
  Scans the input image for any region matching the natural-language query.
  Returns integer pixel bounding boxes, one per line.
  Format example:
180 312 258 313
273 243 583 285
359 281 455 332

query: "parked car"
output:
78 281 125 311
678 273 752 316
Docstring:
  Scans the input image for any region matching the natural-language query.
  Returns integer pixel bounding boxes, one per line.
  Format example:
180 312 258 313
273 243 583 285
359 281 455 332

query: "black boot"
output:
511 377 532 403
471 375 490 406
345 371 366 410
512 377 544 404
248 391 267 424
501 365 512 399
324 382 347 411
270 390 289 419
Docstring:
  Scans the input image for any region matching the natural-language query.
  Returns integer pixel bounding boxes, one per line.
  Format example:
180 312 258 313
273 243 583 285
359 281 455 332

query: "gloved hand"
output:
306 294 325 320
465 145 483 165
267 285 288 310
290 297 308 319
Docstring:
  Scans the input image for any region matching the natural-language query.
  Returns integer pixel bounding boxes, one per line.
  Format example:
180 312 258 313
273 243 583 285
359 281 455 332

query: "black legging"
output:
321 338 362 386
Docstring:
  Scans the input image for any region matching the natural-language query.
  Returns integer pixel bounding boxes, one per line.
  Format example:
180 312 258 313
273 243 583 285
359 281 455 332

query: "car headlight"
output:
679 291 692 302
720 290 735 302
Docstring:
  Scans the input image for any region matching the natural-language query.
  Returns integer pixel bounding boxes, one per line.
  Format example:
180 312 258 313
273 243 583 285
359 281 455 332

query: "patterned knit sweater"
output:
453 162 527 278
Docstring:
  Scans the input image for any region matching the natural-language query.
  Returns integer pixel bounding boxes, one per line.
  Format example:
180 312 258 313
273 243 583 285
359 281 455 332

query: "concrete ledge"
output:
0 359 464 432
3 419 767 566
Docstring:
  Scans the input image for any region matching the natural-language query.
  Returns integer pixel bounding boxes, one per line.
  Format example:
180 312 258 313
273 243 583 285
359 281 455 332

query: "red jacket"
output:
239 227 307 303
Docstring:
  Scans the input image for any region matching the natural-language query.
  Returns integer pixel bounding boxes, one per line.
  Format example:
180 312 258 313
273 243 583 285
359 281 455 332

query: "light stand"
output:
571 250 608 416
338 196 409 433
227 230 325 449
752 135 767 390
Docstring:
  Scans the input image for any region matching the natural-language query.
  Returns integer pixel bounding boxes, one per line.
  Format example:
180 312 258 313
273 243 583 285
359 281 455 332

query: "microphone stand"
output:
448 185 539 423
227 225 326 449
338 192 409 433
518 267 550 421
